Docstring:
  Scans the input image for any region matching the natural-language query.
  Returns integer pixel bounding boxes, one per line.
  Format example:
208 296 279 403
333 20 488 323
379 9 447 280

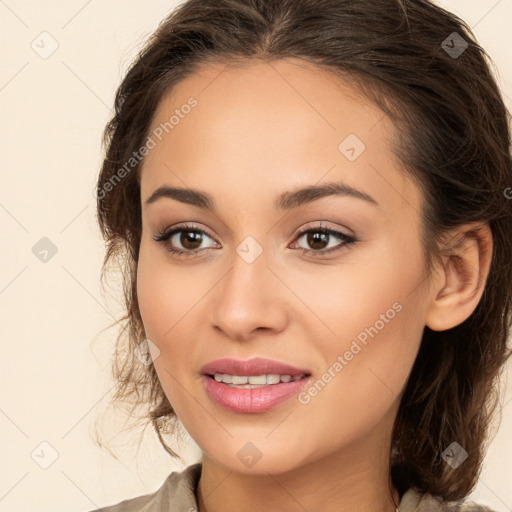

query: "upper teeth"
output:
213 373 303 385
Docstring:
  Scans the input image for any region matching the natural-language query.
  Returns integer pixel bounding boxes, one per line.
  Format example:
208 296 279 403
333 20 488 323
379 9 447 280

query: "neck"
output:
196 426 400 512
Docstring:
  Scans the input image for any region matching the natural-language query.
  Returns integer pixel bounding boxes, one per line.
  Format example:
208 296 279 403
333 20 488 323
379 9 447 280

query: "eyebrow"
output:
144 180 379 210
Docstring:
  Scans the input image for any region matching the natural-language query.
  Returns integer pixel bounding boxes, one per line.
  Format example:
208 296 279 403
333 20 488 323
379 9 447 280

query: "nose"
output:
210 243 289 341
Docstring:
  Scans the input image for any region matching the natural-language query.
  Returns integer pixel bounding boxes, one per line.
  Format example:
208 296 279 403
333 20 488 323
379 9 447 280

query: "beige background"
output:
0 1 511 511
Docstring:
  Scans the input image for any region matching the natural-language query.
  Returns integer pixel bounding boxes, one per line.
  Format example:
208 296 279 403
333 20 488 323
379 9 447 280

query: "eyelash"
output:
152 222 357 259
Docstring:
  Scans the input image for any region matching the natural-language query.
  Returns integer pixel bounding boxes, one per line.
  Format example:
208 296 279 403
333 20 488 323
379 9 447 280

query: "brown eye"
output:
179 230 204 250
153 223 219 257
304 231 330 250
292 225 357 256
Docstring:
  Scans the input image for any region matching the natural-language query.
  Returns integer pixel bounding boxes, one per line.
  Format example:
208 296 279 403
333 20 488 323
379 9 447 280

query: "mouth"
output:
201 371 312 413
200 356 311 380
199 357 313 413
205 372 311 389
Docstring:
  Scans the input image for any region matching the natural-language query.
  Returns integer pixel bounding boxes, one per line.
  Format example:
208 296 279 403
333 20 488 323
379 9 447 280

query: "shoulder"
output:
400 488 498 512
80 462 202 512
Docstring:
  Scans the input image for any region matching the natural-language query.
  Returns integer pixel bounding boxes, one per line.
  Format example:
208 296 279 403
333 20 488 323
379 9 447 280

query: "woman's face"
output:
137 58 432 474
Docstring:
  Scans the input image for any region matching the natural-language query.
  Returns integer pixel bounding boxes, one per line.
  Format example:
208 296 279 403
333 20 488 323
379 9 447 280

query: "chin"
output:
200 439 312 476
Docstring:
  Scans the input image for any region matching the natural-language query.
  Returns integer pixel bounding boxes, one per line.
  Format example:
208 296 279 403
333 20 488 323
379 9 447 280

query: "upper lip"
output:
200 357 311 377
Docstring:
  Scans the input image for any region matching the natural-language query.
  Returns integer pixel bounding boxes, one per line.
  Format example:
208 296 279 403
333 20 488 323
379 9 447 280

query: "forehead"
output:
147 57 390 150
140 58 420 219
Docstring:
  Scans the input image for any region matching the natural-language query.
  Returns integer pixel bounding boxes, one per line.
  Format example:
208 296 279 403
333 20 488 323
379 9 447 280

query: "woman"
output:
88 0 512 511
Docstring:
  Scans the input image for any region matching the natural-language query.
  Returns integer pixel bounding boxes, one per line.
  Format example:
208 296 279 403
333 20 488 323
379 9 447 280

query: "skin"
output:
136 58 493 512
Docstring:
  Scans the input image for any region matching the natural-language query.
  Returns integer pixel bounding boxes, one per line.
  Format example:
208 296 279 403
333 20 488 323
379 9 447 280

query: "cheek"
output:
136 248 196 409
136 243 200 339
136 244 214 384
302 239 426 393
136 253 166 338
292 272 423 451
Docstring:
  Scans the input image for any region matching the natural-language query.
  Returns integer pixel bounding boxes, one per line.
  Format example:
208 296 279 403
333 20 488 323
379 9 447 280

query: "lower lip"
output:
202 374 311 413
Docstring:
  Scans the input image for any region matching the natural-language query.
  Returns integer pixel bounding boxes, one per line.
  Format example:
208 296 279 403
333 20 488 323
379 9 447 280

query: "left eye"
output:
153 223 357 258
291 226 357 256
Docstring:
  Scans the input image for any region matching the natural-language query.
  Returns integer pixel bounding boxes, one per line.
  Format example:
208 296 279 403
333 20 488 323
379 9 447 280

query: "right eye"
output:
153 223 219 257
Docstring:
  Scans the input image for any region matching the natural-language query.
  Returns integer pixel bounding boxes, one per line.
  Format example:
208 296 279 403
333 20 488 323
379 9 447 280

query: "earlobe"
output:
424 223 493 332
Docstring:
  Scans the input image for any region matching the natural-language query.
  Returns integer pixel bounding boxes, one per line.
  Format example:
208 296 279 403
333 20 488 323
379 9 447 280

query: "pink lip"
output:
200 357 310 377
200 357 312 414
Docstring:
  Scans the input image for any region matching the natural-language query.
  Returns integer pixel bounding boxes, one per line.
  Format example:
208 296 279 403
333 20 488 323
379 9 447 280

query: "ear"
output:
425 222 493 332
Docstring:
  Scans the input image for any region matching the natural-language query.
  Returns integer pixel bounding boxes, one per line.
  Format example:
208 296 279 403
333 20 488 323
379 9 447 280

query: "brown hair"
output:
95 0 512 501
